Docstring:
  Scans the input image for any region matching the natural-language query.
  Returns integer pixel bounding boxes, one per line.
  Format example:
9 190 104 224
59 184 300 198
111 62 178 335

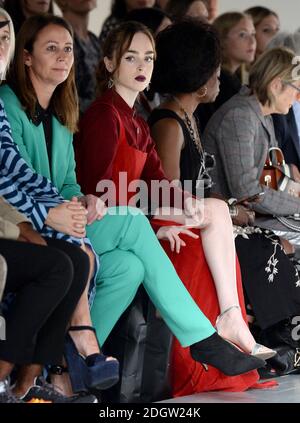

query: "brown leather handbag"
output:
260 147 290 191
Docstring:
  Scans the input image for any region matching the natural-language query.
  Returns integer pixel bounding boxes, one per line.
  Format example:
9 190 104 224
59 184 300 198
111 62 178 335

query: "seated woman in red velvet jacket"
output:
75 20 275 394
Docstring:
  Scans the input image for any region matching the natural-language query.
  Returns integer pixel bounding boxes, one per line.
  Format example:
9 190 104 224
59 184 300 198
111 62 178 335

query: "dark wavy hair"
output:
96 21 156 96
152 18 221 94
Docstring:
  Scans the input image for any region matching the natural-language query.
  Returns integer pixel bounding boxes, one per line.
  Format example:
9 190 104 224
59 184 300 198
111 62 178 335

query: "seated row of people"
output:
1 1 300 402
0 10 271 402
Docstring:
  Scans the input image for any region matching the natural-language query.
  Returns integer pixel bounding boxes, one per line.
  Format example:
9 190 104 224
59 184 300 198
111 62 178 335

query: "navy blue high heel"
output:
64 326 119 393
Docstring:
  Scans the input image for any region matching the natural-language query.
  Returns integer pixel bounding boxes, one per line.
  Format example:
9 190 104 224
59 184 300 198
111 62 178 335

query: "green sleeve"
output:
60 137 83 200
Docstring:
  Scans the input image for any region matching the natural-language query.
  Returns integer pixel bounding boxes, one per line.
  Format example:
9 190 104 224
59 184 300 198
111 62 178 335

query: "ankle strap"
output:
48 365 68 375
69 325 96 333
218 305 240 320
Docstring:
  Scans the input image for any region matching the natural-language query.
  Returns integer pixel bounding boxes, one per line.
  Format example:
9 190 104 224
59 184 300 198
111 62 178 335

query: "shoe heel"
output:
64 330 120 392
64 334 88 393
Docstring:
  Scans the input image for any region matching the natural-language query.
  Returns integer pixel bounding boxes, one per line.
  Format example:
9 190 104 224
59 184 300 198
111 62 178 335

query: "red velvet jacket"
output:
75 89 167 197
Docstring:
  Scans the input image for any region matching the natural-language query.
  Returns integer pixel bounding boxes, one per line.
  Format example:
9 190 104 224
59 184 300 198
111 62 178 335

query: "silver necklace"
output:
172 96 203 155
172 96 215 191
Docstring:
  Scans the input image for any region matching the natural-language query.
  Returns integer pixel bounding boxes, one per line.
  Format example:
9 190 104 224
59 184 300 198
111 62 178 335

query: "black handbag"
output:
101 286 173 403
258 319 300 377
267 345 300 376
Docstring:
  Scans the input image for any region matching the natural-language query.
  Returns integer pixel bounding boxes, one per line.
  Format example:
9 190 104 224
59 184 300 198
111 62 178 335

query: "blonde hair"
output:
249 47 298 107
0 8 15 80
213 12 251 72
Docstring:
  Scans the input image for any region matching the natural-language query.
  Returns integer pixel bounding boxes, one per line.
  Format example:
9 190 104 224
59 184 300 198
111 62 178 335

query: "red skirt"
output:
151 220 274 395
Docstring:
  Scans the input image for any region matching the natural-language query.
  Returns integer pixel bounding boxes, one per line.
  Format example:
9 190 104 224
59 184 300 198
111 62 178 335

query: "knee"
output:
123 253 145 287
104 251 145 290
205 197 229 218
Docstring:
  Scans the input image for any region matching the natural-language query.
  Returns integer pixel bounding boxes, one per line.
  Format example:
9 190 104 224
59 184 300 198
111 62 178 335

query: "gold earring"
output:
198 87 208 98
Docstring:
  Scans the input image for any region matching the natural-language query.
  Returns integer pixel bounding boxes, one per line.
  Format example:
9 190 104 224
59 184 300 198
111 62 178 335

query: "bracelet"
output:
227 198 237 206
229 204 238 217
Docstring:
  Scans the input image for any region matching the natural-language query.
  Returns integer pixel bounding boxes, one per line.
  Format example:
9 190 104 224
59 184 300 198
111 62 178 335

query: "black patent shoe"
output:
190 332 266 376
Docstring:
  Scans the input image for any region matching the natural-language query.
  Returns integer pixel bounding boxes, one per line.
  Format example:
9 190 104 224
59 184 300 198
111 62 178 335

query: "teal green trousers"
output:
87 207 215 347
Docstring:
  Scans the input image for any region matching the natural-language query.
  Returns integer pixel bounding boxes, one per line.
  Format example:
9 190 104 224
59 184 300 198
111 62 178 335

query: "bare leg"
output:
12 364 42 397
0 360 14 382
200 198 257 352
50 357 74 397
68 246 117 359
68 247 99 357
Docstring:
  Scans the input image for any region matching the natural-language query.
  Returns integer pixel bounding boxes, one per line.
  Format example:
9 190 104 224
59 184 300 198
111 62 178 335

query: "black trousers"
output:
0 238 89 365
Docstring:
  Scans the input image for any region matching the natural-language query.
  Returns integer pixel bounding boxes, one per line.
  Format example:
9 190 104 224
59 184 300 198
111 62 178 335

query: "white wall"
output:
54 1 300 36
219 0 300 32
54 1 111 36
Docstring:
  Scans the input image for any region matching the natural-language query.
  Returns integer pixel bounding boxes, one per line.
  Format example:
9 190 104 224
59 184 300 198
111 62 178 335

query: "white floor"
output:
160 375 300 403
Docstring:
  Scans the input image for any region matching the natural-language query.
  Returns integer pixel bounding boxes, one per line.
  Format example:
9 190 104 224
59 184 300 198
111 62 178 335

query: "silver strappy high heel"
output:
216 305 277 360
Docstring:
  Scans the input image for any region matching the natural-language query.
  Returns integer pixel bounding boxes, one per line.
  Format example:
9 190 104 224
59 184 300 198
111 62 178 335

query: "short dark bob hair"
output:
152 18 221 95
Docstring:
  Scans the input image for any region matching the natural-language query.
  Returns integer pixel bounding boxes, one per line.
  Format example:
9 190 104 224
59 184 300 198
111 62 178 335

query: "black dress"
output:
149 108 300 330
148 109 212 197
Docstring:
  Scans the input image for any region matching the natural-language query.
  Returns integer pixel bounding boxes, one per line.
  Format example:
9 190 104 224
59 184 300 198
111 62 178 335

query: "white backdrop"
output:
54 0 300 36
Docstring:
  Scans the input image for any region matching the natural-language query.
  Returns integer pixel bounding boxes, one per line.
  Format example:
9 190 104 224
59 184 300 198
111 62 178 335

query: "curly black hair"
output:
152 18 221 94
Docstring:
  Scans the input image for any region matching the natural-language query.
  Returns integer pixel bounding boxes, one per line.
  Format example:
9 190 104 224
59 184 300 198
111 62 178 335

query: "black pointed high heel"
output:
190 332 266 376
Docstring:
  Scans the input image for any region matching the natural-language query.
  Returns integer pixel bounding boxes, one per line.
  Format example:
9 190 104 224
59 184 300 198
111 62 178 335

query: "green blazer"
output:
0 84 82 200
